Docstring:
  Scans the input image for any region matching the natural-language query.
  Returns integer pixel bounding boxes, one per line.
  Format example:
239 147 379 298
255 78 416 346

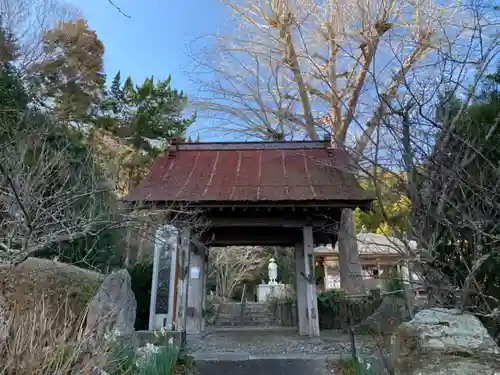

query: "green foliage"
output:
137 345 179 375
128 261 153 330
105 332 184 375
0 65 28 129
97 71 193 158
33 228 124 273
338 357 380 375
253 247 296 286
317 289 345 313
176 347 195 368
317 290 380 330
106 341 138 375
0 35 29 139
355 172 411 237
385 266 404 294
0 20 19 64
92 71 194 192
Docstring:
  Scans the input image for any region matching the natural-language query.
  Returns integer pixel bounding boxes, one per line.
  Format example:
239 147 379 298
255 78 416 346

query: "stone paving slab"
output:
192 352 346 361
196 358 329 375
187 328 380 356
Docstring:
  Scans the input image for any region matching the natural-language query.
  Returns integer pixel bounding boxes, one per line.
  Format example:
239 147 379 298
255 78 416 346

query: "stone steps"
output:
216 302 277 328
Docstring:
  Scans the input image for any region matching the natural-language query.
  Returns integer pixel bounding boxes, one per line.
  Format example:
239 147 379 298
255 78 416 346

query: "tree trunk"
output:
338 208 365 295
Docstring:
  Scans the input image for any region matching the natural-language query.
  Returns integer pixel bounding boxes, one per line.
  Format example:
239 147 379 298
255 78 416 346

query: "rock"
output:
0 294 9 345
85 269 137 345
391 308 500 375
0 258 103 336
400 356 500 375
392 308 500 357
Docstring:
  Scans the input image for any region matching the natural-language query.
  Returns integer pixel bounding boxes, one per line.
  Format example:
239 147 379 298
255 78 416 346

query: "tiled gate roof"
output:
124 140 373 204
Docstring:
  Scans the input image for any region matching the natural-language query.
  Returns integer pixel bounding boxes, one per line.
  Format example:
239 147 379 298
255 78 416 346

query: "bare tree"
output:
350 6 500 349
189 0 499 294
0 114 198 268
0 0 79 71
0 115 116 264
209 246 266 300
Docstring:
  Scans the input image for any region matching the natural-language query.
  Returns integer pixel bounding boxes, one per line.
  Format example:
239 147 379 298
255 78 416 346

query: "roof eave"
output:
119 197 373 210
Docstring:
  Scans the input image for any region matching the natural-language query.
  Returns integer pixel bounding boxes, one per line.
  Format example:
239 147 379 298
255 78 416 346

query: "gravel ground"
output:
186 328 382 356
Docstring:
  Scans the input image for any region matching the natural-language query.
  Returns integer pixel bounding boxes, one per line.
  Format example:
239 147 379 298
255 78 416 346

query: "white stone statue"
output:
268 258 278 285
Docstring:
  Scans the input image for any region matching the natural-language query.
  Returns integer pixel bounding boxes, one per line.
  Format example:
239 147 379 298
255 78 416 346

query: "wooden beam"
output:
200 217 330 228
201 227 302 247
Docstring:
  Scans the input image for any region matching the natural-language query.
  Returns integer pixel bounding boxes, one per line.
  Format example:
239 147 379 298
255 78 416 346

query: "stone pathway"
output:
188 328 388 375
187 328 381 357
196 358 328 375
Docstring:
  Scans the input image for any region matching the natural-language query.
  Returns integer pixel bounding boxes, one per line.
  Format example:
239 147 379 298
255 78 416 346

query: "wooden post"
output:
186 243 204 334
295 242 308 335
201 251 208 332
148 228 161 330
303 226 320 337
166 228 179 330
175 226 191 334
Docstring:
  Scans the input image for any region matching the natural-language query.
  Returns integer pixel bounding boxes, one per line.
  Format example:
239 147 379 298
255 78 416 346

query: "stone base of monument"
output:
257 283 289 302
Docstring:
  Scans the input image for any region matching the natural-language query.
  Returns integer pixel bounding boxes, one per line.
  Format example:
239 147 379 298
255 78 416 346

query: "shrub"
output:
138 344 178 375
317 290 382 330
338 357 380 375
385 266 404 294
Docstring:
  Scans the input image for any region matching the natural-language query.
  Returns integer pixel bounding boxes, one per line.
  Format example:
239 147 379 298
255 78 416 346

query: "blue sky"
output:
68 0 232 90
68 0 234 139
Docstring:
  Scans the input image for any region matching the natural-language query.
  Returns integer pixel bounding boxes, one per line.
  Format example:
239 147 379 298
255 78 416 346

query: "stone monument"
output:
268 258 277 285
257 258 288 302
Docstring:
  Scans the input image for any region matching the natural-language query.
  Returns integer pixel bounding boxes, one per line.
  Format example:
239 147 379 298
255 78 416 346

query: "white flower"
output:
168 336 174 346
136 343 161 368
153 326 169 338
355 356 371 371
145 342 160 354
160 326 167 335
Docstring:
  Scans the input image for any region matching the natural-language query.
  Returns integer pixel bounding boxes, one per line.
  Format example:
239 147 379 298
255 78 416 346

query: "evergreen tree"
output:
97 73 193 158
94 72 194 192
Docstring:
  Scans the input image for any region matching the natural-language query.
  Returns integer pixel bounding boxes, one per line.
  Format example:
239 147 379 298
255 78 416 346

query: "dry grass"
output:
0 259 184 375
0 295 96 375
0 258 103 319
0 259 108 375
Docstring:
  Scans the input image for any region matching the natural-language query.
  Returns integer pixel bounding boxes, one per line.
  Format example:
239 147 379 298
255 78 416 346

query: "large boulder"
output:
0 258 103 326
85 269 137 346
391 308 500 375
0 292 8 345
0 258 104 371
